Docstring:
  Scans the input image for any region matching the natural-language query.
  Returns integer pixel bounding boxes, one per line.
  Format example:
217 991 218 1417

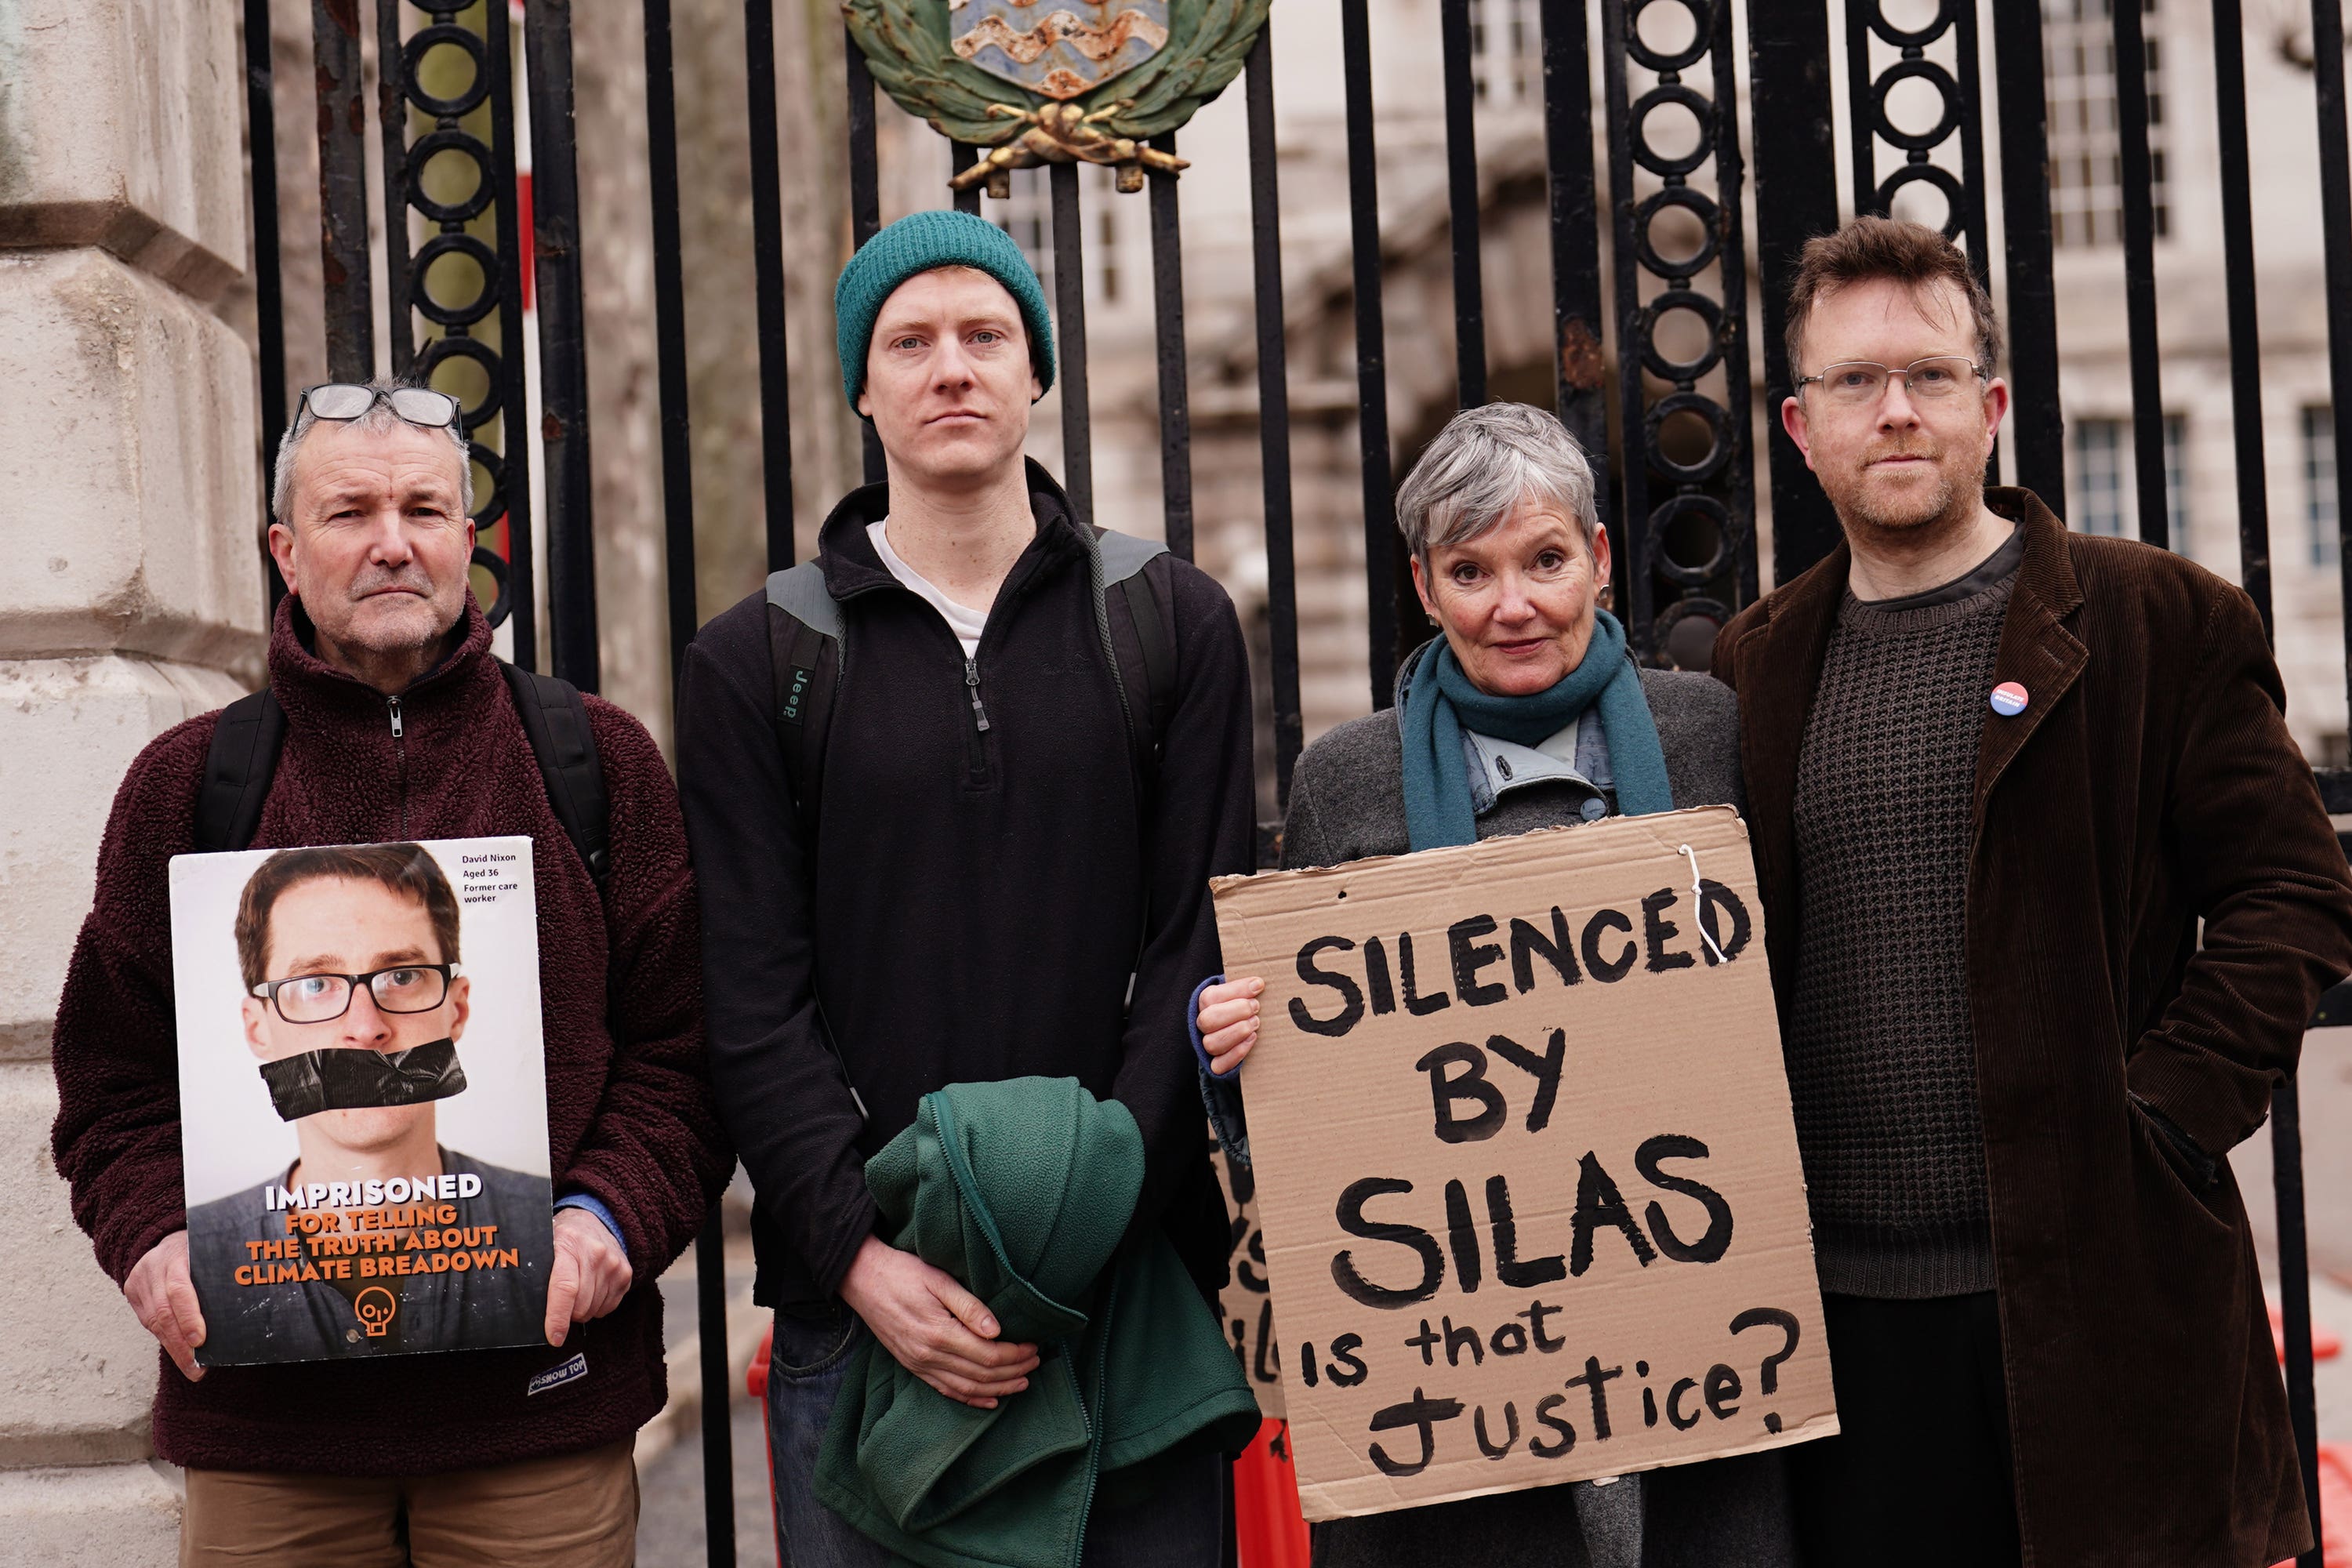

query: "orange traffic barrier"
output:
1232 1418 1313 1568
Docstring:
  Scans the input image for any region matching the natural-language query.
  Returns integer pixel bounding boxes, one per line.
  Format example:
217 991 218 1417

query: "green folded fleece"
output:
815 1078 1262 1568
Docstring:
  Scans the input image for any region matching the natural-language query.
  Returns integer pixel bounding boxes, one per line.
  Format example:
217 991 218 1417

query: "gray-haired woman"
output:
1192 403 1795 1568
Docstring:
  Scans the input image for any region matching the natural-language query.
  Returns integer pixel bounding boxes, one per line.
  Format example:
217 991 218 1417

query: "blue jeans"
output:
764 1305 1225 1568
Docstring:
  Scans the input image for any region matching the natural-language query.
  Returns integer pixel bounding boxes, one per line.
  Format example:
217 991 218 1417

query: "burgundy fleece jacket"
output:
49 597 732 1475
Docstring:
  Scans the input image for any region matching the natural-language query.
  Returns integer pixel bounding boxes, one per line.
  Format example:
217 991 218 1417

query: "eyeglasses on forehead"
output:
298 383 463 431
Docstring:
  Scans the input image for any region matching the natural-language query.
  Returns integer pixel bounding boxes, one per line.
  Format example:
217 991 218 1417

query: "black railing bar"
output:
2315 0 2352 728
1987 0 2063 510
244 0 290 611
847 30 885 485
485 0 538 669
1341 0 1399 709
1595 0 1648 648
1245 28 1303 807
2212 0 2273 640
375 0 415 375
951 142 981 216
1842 0 1877 218
1952 0 2000 488
1747 0 1845 584
643 8 728 1543
1147 132 1195 564
1539 0 1606 509
314 0 374 382
2110 0 2169 550
745 0 797 572
1710 0 1758 609
523 0 599 691
2274 1072 2325 1568
1051 162 1095 528
1437 0 1487 408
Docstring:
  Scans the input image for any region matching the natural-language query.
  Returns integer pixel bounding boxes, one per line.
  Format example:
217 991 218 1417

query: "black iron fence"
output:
241 2 2348 1562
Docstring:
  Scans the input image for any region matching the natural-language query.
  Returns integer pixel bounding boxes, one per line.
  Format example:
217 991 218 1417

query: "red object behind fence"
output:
1232 1419 1313 1568
2271 1443 2352 1566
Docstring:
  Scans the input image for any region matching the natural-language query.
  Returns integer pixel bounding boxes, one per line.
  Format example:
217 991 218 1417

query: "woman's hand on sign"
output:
125 1230 206 1381
840 1233 1040 1408
1199 976 1265 1076
546 1207 634 1346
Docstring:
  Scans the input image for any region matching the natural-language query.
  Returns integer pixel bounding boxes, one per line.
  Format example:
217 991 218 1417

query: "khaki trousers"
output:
180 1438 637 1567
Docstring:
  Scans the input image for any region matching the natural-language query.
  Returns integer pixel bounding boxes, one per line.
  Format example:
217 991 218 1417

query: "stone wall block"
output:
0 249 266 673
0 1065 162 1468
0 1461 179 1563
0 655 247 1060
0 0 249 303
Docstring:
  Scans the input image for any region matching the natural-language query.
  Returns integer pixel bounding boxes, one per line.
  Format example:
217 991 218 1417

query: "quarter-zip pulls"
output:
964 659 990 732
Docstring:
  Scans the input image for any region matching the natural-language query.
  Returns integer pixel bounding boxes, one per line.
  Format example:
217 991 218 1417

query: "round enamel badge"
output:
1989 681 2029 717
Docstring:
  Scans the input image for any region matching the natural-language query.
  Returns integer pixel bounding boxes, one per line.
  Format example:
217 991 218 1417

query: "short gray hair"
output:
1395 401 1602 564
271 379 474 528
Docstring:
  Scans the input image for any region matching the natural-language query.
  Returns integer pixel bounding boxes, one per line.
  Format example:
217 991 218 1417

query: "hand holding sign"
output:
1210 808 1835 1522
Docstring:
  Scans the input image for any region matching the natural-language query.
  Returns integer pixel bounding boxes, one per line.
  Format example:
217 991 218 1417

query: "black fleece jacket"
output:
677 464 1254 1307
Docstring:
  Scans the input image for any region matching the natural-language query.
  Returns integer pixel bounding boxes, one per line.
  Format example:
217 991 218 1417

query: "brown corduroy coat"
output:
1712 488 2352 1566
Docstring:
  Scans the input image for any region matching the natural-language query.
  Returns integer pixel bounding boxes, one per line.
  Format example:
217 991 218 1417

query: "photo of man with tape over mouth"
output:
184 843 552 1364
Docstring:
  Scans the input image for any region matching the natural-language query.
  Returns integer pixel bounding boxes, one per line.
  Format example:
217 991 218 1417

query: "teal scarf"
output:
1399 608 1672 849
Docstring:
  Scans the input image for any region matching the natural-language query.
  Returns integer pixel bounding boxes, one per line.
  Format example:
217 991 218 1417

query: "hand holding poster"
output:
169 837 555 1366
1210 806 1835 1520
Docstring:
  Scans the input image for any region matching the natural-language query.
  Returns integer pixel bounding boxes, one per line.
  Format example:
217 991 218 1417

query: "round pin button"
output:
1990 681 2029 717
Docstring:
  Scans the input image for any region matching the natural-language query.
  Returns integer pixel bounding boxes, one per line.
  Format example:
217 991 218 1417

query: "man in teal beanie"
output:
678 209 1260 1566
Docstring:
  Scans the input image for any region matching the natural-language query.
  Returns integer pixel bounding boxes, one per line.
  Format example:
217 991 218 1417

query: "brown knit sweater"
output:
1786 535 2020 1298
49 597 734 1475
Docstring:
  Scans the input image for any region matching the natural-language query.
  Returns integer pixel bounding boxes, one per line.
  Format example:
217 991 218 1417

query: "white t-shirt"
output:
869 520 988 658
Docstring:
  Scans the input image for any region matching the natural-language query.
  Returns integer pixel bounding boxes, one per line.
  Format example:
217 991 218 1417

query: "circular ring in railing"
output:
406 129 497 227
1644 392 1734 486
1624 0 1714 75
468 444 508 532
1650 594 1733 670
1646 494 1745 588
469 543 513 630
1863 0 1959 52
403 24 491 121
1868 58 1961 154
411 234 502 329
1635 186 1721 281
1873 162 1968 240
1639 289 1726 383
415 335 505 433
1629 84 1717 180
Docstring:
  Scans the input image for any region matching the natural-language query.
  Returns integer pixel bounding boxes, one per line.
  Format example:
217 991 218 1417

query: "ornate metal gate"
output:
242 2 2348 1561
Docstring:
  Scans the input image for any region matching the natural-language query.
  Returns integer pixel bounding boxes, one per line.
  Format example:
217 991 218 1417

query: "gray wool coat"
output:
1242 657 1794 1568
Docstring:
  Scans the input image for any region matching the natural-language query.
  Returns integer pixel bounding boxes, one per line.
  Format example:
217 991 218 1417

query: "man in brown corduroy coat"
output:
1714 217 2352 1566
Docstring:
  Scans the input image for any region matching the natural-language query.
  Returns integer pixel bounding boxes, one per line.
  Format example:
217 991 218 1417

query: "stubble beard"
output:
1834 456 1983 554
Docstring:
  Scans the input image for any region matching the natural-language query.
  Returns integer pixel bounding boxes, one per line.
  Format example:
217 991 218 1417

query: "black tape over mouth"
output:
259 1039 467 1122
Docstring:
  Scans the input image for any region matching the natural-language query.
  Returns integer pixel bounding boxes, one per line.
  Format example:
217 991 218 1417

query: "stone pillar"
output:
0 2 265 1556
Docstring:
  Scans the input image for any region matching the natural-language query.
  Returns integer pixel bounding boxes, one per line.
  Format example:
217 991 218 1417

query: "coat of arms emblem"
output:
844 0 1270 191
952 1 1171 103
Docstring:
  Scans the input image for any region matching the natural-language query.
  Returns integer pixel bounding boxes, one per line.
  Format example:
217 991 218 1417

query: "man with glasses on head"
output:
187 842 550 1364
51 379 731 1565
1712 216 2352 1566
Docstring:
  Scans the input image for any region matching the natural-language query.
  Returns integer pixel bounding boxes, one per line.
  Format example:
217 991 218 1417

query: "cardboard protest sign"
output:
169 837 554 1366
1210 807 1834 1520
1210 1134 1285 1419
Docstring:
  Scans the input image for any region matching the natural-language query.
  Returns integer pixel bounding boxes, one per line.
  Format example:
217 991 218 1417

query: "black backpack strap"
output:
499 662 611 887
766 564 845 840
1096 529 1177 798
196 688 287 853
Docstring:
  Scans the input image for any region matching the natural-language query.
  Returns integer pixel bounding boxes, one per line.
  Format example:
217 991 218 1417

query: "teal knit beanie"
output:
835 210 1057 411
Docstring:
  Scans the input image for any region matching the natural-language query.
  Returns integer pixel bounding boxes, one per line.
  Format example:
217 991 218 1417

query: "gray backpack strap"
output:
766 563 844 639
766 563 846 840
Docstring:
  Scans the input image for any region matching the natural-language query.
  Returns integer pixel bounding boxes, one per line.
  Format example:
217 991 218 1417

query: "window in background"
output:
2069 415 2184 542
2043 0 2169 249
2307 405 2339 568
1469 0 1534 106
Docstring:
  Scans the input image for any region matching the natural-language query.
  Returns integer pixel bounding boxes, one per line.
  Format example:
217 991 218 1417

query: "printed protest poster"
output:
169 837 554 1366
1210 1134 1285 1419
1210 806 1835 1520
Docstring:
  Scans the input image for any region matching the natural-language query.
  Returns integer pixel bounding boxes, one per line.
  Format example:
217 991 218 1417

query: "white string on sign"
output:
1677 843 1729 966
